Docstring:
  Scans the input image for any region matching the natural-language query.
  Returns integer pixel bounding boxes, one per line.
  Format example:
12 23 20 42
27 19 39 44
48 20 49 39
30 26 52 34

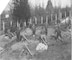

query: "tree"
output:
12 0 31 27
46 0 53 15
35 6 45 17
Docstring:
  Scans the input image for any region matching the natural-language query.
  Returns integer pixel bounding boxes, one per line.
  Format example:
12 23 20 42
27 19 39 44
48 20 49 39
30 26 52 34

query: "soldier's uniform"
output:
55 27 62 40
16 28 22 42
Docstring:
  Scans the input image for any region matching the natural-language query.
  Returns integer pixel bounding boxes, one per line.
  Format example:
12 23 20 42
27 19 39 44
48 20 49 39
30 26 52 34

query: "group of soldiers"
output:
0 21 67 58
5 23 63 43
3 17 71 44
4 17 71 43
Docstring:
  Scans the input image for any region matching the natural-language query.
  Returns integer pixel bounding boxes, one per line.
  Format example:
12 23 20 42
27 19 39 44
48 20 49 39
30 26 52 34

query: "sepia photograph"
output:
0 0 71 60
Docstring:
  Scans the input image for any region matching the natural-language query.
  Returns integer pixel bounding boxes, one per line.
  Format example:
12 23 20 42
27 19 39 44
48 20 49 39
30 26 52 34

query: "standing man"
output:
32 24 36 35
54 25 63 42
15 27 22 42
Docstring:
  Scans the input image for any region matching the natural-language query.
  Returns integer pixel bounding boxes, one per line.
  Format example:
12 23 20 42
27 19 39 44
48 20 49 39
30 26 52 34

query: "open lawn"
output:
0 27 71 60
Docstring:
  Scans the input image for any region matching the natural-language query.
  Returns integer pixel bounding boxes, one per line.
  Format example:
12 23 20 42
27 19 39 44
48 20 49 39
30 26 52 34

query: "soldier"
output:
54 25 63 42
15 27 22 42
32 24 36 35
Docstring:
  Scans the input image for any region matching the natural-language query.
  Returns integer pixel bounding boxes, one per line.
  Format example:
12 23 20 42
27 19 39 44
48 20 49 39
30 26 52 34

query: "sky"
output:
0 0 10 14
0 0 71 14
28 0 71 8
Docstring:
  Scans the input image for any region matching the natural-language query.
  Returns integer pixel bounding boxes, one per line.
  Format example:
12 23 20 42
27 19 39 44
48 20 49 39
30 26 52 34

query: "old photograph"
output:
0 0 71 60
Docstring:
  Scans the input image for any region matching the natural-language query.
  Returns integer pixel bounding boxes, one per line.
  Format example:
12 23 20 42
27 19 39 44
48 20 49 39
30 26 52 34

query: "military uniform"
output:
55 27 62 40
16 28 22 42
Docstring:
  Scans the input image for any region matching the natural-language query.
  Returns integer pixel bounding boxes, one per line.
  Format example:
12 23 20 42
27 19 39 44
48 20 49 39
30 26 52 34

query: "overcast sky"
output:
28 0 71 8
0 0 71 13
4 0 72 10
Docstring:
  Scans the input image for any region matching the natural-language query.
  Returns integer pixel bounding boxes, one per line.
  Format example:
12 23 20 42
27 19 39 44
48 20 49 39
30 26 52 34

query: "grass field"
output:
0 27 71 60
